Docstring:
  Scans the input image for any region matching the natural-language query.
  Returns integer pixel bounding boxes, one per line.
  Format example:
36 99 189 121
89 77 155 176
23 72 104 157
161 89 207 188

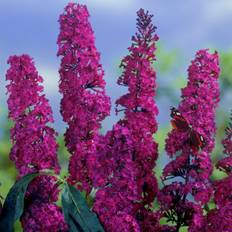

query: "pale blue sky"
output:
0 0 232 132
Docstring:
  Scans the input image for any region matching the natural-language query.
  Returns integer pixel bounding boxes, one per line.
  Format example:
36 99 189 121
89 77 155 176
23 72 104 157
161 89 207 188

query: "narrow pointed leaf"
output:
62 184 104 232
0 173 38 232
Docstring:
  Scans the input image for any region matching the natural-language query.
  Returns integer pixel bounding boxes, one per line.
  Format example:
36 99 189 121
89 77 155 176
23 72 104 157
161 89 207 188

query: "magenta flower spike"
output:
158 50 220 231
6 55 67 231
114 8 160 231
93 10 160 228
57 3 111 193
6 55 60 175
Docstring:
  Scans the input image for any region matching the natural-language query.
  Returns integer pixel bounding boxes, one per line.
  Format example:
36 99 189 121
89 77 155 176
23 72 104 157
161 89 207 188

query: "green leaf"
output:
0 173 38 232
62 184 104 232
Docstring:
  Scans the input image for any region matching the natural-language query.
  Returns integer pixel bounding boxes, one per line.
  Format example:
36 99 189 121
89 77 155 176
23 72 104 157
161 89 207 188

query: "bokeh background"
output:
0 0 232 212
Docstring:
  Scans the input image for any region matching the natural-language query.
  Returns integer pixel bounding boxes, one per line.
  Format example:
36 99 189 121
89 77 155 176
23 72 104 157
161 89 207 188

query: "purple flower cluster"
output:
21 175 67 231
6 55 60 175
93 125 140 231
21 202 67 232
6 55 67 231
158 50 220 231
115 9 160 230
203 203 232 231
57 3 111 193
204 112 232 231
92 9 160 231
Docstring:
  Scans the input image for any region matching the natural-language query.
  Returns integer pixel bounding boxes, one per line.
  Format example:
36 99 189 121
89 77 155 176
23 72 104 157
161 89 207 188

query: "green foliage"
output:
155 44 185 102
57 135 70 178
154 126 170 153
62 183 104 232
0 173 38 232
219 49 232 95
0 111 17 200
155 43 181 74
179 227 188 232
13 220 22 232
154 126 170 185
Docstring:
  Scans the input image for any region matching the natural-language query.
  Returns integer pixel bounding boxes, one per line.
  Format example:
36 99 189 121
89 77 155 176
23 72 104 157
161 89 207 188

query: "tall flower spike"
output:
57 3 111 193
6 55 60 176
6 55 67 231
158 50 220 231
115 9 160 231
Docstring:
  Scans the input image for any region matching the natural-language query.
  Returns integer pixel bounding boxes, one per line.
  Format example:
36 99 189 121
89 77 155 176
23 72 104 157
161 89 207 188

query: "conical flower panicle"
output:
6 55 67 231
159 50 220 231
115 9 160 231
57 3 110 193
6 55 60 175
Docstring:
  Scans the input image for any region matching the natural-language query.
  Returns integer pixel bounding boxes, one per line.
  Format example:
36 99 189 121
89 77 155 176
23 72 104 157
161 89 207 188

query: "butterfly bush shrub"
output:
0 2 231 232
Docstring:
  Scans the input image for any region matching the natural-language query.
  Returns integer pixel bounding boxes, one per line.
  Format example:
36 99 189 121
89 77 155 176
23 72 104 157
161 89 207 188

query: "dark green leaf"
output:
62 184 104 232
0 173 38 232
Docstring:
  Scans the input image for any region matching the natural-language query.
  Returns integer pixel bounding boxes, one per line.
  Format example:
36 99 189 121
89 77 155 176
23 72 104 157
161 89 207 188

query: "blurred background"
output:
0 0 232 204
